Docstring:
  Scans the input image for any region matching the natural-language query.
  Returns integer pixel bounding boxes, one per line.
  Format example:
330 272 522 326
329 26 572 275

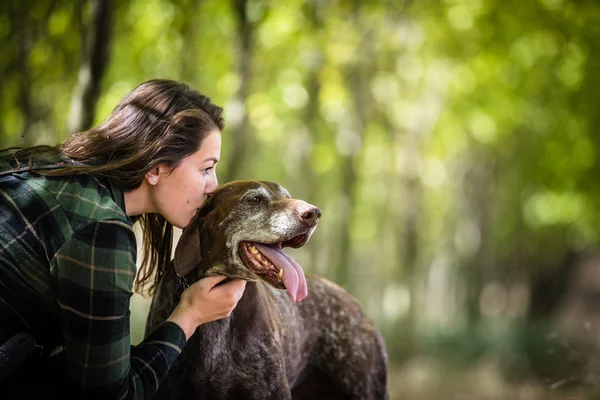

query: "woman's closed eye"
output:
202 166 213 176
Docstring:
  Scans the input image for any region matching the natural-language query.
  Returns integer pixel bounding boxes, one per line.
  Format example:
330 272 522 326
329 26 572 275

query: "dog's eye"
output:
247 195 266 203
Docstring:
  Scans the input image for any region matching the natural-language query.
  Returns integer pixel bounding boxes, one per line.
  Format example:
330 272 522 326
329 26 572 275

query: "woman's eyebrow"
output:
202 157 219 164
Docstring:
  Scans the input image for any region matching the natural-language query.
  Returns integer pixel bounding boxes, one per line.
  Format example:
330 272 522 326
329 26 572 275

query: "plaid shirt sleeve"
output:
53 216 186 398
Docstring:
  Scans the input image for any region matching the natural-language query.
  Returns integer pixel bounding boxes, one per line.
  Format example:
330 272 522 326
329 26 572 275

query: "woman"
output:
0 79 247 398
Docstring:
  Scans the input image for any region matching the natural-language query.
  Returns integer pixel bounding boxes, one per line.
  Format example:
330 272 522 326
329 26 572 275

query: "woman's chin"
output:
163 209 198 230
168 216 188 230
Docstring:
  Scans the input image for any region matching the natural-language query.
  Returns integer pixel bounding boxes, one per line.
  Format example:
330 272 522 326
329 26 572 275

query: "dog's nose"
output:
289 200 322 226
300 206 321 226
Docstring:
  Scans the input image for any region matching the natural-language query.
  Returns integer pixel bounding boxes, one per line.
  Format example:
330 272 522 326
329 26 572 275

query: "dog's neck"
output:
194 281 281 346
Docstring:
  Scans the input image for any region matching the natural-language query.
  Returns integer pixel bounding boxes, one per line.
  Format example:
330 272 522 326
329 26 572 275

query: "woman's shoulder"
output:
0 146 131 232
3 169 130 232
43 173 131 229
0 164 134 265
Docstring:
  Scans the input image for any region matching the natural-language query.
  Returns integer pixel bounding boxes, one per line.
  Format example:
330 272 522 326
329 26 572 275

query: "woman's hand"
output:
167 276 247 339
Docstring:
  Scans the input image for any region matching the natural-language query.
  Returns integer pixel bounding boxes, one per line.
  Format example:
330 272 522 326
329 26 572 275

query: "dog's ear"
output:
174 215 202 277
173 196 218 277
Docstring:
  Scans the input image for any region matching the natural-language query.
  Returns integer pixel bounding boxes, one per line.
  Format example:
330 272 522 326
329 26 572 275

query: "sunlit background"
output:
3 0 600 398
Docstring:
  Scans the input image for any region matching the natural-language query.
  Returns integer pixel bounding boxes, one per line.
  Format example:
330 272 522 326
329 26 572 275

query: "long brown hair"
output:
5 79 224 295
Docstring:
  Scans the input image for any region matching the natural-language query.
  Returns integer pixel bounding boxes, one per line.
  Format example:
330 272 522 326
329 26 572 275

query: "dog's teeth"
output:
250 246 259 254
278 268 284 278
261 259 270 267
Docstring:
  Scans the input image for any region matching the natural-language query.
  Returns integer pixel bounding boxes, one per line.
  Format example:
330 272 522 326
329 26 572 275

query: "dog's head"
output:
174 180 321 302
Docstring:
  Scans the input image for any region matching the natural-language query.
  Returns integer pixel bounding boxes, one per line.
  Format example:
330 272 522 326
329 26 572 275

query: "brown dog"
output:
145 180 388 399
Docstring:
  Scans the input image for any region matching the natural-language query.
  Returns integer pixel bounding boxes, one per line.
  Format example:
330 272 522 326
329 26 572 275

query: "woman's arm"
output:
53 219 181 399
54 218 246 398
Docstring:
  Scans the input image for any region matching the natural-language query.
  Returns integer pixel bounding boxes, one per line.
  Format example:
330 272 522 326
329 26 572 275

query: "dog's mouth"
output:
239 234 310 302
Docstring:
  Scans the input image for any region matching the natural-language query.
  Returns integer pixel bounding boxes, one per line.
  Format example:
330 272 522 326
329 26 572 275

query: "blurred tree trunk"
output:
179 0 201 83
68 0 113 134
335 3 373 291
400 147 422 355
300 0 324 270
17 9 34 145
461 150 496 323
13 0 58 145
222 0 257 182
393 68 446 358
17 2 33 144
336 156 358 291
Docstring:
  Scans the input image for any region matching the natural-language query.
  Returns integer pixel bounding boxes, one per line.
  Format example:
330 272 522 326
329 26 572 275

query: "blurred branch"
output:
68 0 114 134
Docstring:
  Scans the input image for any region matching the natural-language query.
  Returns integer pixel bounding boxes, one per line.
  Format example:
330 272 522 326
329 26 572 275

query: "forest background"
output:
2 0 600 398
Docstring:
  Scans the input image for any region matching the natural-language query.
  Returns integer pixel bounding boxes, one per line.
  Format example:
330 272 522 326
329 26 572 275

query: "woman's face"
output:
150 129 221 229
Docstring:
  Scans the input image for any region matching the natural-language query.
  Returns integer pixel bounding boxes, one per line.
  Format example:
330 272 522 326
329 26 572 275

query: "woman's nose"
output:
206 174 219 195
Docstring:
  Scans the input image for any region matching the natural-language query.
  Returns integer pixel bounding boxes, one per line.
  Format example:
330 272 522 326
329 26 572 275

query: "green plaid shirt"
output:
0 153 186 399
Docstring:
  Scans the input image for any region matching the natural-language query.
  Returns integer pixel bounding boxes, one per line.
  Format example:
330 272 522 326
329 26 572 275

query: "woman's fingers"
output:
205 278 247 309
177 276 247 326
200 275 228 291
169 277 248 337
209 278 247 299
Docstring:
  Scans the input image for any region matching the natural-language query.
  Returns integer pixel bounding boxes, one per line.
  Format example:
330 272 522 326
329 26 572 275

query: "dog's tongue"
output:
254 243 308 302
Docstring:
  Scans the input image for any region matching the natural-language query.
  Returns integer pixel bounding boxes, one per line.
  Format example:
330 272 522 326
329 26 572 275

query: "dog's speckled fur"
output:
145 181 388 400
